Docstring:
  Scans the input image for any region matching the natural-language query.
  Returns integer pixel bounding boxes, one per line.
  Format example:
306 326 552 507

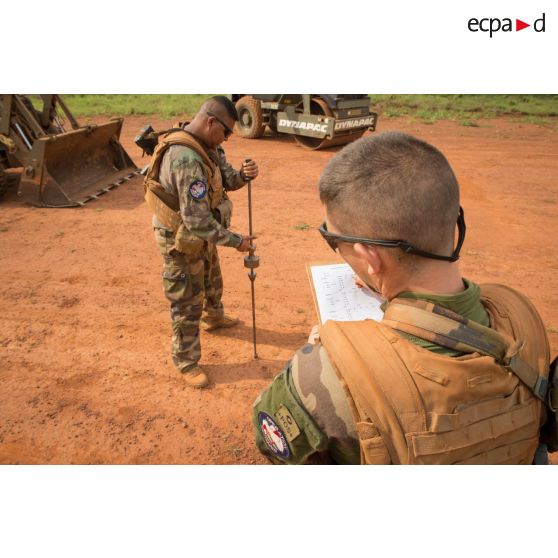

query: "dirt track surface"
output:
1 116 557 464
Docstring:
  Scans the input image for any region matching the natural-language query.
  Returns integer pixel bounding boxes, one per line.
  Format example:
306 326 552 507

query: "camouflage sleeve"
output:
217 146 246 191
171 147 242 248
252 342 360 465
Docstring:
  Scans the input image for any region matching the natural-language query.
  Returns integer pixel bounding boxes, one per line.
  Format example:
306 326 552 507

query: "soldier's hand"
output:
241 159 259 180
236 235 257 252
307 325 320 345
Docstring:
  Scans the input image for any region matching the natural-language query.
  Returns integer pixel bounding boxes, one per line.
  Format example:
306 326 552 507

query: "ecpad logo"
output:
468 13 546 37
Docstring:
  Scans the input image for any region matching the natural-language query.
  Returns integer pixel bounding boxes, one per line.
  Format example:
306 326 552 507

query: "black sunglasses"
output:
206 111 233 138
319 207 466 263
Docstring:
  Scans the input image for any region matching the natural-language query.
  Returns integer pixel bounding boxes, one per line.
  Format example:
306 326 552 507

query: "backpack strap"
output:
383 297 549 401
145 130 214 183
480 284 550 374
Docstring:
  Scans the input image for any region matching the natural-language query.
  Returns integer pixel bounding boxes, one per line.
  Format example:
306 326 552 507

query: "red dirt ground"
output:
1 116 557 464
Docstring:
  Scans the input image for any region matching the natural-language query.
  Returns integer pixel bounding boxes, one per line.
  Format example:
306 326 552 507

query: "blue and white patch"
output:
258 412 290 460
188 179 207 200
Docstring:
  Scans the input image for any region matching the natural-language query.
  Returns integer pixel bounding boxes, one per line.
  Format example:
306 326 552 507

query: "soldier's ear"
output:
353 243 382 276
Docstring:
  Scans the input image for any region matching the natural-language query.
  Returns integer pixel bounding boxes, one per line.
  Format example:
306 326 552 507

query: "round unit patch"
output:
188 179 207 200
258 412 290 460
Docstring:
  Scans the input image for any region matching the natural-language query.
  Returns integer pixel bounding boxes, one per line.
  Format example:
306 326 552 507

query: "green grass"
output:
31 94 558 126
62 94 215 119
372 94 558 125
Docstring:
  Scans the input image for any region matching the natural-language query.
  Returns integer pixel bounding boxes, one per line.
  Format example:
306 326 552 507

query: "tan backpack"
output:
319 284 551 464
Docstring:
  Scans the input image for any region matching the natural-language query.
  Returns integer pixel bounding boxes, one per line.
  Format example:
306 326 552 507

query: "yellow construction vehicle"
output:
0 95 138 206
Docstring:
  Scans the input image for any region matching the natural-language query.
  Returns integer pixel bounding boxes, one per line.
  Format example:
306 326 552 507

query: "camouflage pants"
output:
154 228 224 372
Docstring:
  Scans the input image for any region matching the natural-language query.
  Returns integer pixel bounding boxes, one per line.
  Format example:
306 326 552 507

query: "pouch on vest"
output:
173 224 204 258
212 198 233 228
540 356 558 452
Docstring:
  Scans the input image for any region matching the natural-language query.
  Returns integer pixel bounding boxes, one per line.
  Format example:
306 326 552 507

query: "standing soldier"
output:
145 96 259 388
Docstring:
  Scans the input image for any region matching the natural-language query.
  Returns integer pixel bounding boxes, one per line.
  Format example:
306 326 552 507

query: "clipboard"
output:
306 261 385 325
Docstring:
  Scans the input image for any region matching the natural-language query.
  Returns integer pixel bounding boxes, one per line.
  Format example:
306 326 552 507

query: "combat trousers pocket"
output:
162 267 191 304
154 227 176 258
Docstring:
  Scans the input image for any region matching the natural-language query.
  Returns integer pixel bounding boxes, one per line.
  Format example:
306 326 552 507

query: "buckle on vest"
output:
534 376 548 402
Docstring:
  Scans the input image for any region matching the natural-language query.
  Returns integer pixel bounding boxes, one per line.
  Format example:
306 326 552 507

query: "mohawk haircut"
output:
203 95 239 122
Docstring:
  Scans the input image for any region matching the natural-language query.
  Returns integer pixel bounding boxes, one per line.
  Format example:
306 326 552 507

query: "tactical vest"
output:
319 284 551 465
144 130 225 232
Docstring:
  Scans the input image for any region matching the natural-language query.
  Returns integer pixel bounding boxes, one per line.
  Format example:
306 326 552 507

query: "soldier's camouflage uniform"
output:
252 279 491 464
153 143 247 373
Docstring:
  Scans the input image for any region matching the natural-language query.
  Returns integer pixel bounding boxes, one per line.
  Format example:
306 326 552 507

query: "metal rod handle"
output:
243 159 258 359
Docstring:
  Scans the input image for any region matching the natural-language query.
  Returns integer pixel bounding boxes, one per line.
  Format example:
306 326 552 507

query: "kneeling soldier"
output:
253 132 553 464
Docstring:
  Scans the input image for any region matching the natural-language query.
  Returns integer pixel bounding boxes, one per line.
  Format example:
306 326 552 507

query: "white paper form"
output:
309 263 385 324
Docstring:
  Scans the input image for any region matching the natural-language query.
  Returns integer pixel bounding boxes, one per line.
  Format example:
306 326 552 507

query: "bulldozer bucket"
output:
17 119 138 207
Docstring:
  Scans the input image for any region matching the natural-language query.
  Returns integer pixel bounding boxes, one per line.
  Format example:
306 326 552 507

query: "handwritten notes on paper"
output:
308 263 384 324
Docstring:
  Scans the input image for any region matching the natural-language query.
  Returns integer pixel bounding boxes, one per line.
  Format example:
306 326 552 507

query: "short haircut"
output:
319 132 460 257
203 95 239 122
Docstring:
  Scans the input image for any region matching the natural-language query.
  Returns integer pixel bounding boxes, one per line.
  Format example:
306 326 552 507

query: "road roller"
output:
231 94 377 150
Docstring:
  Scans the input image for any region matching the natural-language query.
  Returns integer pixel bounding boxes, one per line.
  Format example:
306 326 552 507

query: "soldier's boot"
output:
200 314 240 332
180 365 209 389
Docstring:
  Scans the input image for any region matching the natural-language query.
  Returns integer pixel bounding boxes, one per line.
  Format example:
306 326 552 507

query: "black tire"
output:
268 111 278 134
235 96 265 139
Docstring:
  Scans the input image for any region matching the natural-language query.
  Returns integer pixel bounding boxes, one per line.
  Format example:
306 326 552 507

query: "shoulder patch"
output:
188 179 207 200
258 412 290 460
